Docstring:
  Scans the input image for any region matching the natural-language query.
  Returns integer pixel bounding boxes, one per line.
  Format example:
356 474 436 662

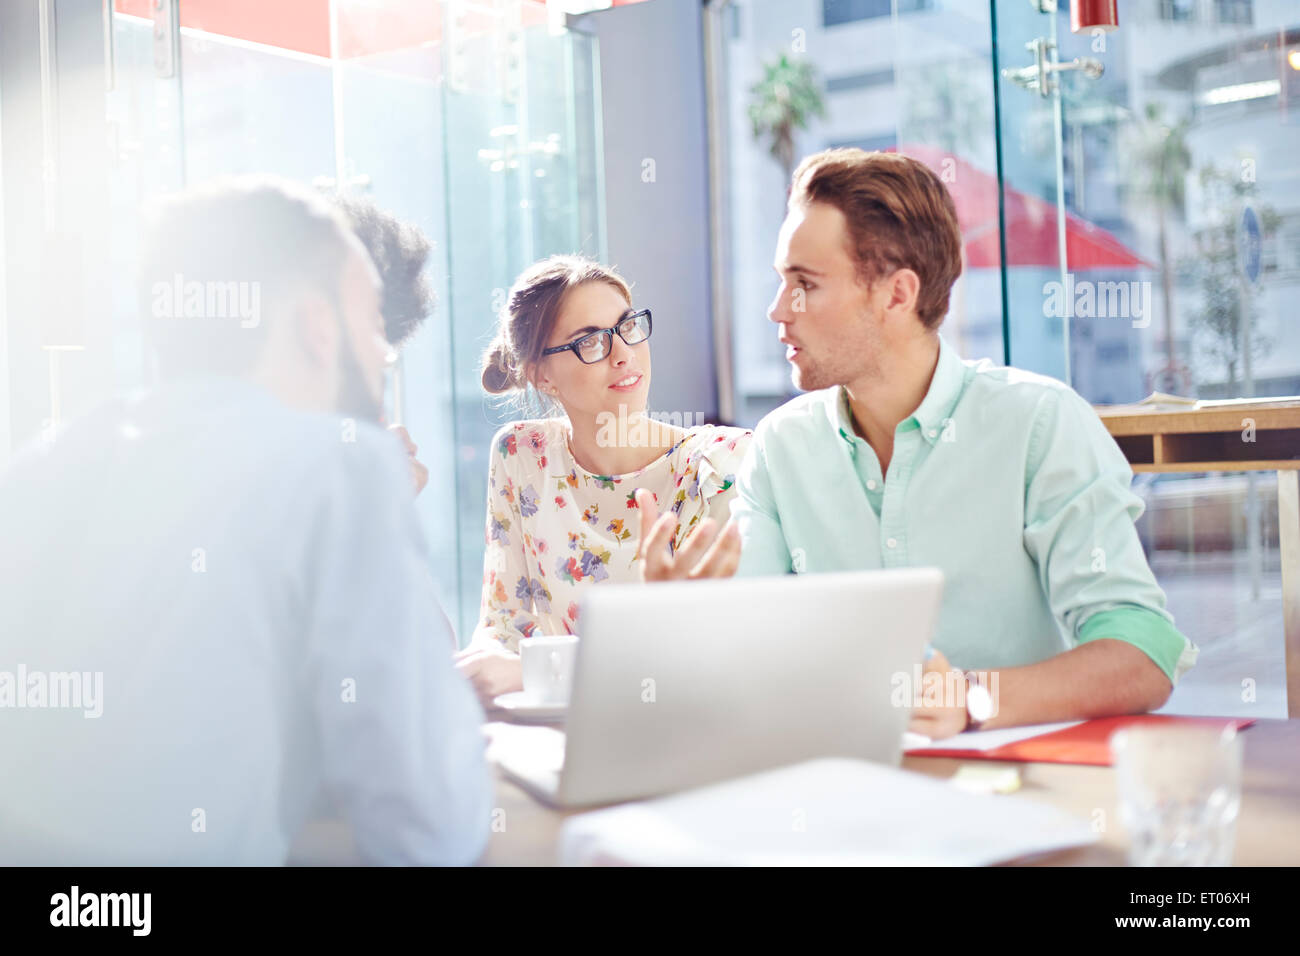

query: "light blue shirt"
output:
732 335 1196 683
0 378 490 864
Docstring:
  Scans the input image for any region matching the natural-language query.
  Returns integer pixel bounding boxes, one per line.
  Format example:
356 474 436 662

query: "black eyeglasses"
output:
541 309 653 365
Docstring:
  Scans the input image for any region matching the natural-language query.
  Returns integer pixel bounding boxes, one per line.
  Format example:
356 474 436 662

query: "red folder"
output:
905 715 1256 767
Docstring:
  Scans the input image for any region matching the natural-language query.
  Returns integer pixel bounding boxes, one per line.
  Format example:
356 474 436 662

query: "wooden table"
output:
1096 401 1300 717
481 718 1300 866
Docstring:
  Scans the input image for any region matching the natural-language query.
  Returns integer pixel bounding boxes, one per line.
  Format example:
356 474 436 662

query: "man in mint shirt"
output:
730 148 1197 739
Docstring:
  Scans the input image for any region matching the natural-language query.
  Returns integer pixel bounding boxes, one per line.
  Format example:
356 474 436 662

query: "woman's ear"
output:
531 361 558 397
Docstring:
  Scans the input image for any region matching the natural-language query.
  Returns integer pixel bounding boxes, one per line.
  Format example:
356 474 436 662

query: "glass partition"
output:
1053 0 1300 404
105 10 187 396
1134 469 1287 716
990 0 1071 382
1045 0 1298 717
892 1 1005 367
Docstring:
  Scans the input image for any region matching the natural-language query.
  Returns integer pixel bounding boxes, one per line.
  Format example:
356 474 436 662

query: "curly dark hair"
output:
334 194 435 348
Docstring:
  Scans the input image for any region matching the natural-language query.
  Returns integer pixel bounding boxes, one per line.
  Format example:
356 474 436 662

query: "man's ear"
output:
293 290 340 368
881 268 921 320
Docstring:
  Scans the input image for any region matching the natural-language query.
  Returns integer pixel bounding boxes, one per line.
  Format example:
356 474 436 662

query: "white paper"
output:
905 720 1083 753
483 721 566 769
559 757 1098 866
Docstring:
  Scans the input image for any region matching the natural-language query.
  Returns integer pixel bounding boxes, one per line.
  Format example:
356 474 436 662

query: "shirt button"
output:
927 429 937 438
866 479 877 491
886 537 898 549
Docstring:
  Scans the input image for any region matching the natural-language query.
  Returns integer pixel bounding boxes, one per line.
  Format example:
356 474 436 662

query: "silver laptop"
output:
494 567 943 808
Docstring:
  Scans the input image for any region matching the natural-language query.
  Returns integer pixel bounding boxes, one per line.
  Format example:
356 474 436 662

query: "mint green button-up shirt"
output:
732 334 1197 684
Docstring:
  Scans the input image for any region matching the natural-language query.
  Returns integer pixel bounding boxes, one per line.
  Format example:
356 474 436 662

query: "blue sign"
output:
1240 205 1261 286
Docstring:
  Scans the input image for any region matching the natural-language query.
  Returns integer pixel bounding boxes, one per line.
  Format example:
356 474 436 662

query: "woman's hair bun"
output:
480 339 518 394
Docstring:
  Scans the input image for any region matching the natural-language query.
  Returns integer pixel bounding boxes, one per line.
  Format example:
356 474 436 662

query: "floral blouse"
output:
475 418 752 651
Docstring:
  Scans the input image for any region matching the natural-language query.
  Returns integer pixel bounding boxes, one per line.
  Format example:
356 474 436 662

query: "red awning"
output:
116 0 652 61
896 144 1152 270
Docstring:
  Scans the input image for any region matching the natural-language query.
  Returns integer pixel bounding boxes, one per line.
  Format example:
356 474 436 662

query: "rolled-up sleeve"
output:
1021 388 1197 684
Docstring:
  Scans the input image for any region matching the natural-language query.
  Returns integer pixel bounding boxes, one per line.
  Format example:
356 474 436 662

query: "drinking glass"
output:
1110 724 1243 867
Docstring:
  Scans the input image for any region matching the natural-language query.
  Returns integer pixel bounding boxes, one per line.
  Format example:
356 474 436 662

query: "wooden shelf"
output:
1098 400 1300 434
1131 460 1300 473
1096 402 1300 472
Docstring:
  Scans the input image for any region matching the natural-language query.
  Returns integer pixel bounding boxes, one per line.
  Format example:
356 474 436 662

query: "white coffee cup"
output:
519 635 579 705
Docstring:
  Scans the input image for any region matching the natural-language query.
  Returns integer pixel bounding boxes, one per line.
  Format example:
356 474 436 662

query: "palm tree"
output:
747 54 827 193
1130 103 1191 390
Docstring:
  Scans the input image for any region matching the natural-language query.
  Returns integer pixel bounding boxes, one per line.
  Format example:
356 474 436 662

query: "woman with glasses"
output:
455 255 751 702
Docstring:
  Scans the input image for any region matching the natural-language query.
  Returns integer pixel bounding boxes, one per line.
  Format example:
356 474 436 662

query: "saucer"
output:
493 691 568 722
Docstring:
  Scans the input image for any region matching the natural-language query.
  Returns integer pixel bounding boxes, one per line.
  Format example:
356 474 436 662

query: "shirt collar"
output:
834 386 858 447
909 334 965 445
834 334 965 448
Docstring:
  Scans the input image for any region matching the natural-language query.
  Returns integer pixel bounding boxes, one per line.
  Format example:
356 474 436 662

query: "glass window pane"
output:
1057 4 1299 404
1136 471 1288 717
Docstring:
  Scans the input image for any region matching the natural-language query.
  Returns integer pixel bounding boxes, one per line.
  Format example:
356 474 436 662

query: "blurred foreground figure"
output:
334 192 434 495
0 177 490 865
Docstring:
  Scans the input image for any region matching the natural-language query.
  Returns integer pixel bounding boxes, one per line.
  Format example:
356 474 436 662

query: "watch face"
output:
967 683 994 723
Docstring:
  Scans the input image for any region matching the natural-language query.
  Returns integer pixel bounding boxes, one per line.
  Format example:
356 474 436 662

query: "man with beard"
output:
0 177 490 864
334 193 435 494
730 149 1196 740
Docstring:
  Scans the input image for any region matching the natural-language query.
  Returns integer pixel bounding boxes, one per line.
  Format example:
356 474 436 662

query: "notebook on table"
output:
905 714 1256 767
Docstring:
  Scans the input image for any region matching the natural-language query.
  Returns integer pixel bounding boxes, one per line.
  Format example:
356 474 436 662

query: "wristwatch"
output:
964 672 993 732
